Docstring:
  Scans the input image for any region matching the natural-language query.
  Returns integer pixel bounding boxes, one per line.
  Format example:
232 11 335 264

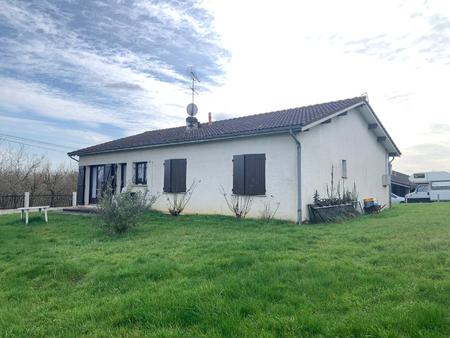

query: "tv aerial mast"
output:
186 69 200 129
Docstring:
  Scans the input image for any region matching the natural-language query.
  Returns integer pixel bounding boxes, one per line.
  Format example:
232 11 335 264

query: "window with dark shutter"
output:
163 159 187 193
135 162 147 184
232 154 266 196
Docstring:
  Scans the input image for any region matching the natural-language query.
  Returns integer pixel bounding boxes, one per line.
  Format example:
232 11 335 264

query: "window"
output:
120 163 127 191
89 165 105 203
341 160 347 179
233 154 265 195
163 159 187 193
431 181 450 190
105 164 116 193
135 162 147 184
415 184 430 192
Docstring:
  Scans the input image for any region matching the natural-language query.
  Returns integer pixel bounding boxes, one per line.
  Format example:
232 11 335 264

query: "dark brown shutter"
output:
163 160 171 192
172 159 187 193
233 155 245 195
76 166 85 205
143 163 147 184
245 154 266 195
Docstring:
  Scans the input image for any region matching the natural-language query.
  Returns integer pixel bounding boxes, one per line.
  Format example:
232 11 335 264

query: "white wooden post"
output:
72 192 77 207
24 192 30 208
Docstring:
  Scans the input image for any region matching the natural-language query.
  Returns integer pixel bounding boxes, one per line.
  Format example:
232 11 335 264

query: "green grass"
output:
0 204 450 337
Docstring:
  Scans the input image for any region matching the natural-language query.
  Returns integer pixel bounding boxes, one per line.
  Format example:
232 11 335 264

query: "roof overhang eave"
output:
67 125 305 157
361 103 401 157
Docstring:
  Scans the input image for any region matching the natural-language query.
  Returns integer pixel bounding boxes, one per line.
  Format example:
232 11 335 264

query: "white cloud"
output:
0 0 226 139
198 0 450 173
1 0 449 173
0 115 110 147
0 77 114 126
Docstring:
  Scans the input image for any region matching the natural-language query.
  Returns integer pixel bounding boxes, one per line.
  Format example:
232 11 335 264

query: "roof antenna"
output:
189 68 200 105
361 91 369 102
186 68 200 130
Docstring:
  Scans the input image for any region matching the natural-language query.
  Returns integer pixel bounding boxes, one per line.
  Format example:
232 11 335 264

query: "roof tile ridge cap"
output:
209 97 364 124
142 97 367 131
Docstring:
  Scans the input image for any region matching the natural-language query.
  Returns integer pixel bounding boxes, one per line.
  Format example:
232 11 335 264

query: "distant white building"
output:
69 96 400 222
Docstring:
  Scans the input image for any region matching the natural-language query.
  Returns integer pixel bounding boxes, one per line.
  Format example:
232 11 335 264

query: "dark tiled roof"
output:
391 170 410 187
69 97 366 156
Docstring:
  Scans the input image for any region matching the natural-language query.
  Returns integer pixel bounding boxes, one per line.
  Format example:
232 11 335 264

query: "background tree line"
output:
0 143 77 197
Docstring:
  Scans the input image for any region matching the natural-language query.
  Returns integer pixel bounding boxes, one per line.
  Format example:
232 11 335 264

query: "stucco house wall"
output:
79 133 299 221
78 106 390 222
71 97 401 222
299 107 389 221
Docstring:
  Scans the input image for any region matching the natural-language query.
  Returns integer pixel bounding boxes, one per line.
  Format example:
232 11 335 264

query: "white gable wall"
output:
299 107 389 221
79 133 299 221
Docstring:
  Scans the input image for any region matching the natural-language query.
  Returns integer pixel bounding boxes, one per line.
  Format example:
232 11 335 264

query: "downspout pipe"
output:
289 129 302 224
388 156 395 207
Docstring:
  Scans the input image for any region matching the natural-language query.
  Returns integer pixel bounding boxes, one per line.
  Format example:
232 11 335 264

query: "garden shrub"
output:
97 189 157 234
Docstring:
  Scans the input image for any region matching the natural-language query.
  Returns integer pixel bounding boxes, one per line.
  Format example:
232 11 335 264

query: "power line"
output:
0 132 73 150
0 138 69 154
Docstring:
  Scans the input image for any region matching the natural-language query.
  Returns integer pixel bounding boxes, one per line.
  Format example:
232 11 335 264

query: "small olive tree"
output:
97 189 158 234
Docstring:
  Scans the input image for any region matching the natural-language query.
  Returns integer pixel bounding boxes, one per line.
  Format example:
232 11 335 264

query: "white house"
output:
68 96 401 223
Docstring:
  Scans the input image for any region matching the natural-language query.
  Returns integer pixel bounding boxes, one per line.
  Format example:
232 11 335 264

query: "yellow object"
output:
363 198 375 203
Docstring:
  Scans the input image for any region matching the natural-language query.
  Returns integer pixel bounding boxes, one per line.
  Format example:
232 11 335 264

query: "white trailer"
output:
406 171 450 202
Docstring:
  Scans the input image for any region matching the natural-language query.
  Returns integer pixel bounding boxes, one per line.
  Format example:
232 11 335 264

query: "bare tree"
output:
0 142 77 197
0 144 44 195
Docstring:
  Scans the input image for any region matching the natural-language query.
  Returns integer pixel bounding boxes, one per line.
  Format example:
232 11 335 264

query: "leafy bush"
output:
97 189 157 234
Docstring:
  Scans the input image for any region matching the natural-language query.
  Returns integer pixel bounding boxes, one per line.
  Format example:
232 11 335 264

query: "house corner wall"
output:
300 108 390 221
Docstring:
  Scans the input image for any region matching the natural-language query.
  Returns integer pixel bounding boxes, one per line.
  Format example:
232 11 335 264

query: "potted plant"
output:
308 166 360 223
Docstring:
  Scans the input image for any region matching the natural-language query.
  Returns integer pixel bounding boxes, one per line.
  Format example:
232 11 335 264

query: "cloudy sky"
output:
0 0 449 173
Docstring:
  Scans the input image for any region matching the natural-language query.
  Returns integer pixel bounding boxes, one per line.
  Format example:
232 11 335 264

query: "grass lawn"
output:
0 204 450 337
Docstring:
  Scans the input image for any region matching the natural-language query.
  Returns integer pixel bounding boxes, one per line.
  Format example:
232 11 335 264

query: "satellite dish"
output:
186 103 198 116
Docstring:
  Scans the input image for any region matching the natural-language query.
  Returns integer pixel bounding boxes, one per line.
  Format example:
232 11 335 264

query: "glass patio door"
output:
89 165 105 204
